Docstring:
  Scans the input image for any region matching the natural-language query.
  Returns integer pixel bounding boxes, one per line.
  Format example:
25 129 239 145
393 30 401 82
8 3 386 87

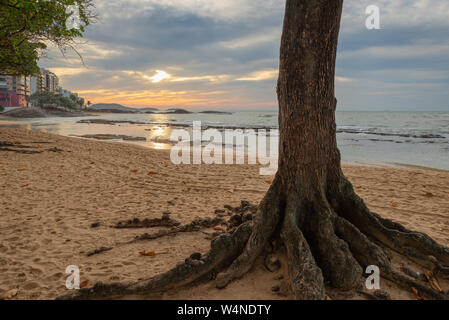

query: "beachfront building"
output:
0 74 30 108
58 87 86 108
30 68 59 94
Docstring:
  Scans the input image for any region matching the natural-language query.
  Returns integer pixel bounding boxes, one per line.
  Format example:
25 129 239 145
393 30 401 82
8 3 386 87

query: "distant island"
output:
159 108 193 114
88 103 159 114
198 111 233 115
60 103 234 115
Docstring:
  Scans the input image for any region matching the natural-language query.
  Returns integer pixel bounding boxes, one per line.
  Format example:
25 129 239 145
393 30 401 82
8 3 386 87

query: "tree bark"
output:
277 0 343 200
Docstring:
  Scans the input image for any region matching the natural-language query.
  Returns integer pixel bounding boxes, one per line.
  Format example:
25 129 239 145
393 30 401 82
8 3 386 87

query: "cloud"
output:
236 69 278 81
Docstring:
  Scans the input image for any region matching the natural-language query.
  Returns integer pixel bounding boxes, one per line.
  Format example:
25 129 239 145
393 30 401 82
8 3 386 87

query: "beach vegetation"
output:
0 0 96 75
30 91 84 110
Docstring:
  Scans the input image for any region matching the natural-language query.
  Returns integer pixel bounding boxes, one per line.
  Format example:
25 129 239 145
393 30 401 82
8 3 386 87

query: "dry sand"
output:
0 127 448 300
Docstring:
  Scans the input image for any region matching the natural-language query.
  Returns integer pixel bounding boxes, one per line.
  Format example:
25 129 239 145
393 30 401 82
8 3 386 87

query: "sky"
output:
40 0 449 111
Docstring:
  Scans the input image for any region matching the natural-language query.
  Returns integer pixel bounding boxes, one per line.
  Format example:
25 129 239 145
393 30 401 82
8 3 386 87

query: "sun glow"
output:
149 70 171 83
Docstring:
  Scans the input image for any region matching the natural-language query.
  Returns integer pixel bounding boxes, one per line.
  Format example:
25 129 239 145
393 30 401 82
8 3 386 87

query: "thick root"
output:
385 269 448 300
300 200 363 291
281 205 325 299
216 178 282 289
334 176 449 268
333 217 390 272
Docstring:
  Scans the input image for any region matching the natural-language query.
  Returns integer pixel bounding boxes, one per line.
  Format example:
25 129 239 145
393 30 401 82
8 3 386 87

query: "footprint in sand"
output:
23 281 39 290
46 272 63 281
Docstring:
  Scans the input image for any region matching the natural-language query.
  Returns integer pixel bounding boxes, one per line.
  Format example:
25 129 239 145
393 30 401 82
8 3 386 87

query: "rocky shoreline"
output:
2 107 85 118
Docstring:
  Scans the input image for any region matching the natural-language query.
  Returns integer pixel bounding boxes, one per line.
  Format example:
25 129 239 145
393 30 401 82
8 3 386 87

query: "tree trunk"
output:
278 0 342 201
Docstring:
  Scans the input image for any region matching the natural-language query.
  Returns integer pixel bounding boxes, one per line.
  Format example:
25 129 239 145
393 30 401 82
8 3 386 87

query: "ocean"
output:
1 110 448 171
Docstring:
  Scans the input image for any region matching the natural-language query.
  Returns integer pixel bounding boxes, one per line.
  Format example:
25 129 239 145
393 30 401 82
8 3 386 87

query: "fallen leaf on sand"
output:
424 192 434 198
17 168 28 171
213 226 225 231
21 184 29 188
0 288 18 300
325 295 332 300
0 162 8 165
130 169 138 173
58 175 63 178
425 271 442 292
411 287 426 300
390 202 399 208
139 250 156 257
265 181 272 185
80 280 89 289
148 171 158 175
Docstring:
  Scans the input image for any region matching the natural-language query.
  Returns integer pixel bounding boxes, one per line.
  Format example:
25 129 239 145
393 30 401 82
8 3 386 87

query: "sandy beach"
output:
1 127 449 300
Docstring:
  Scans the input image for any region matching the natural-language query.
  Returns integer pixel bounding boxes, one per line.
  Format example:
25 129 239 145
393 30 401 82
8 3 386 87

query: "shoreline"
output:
1 127 449 299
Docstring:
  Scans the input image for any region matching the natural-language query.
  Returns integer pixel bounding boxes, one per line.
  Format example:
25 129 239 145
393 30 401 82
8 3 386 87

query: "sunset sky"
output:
40 0 449 111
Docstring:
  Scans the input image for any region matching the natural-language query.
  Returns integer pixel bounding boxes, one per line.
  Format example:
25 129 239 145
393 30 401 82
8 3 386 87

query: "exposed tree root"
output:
114 216 181 229
58 222 253 300
333 176 449 271
216 178 282 289
280 204 324 299
86 216 228 257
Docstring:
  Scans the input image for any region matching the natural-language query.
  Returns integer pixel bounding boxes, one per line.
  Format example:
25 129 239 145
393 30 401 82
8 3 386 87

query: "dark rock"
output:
115 216 180 229
198 111 233 115
75 134 147 142
241 200 252 208
190 252 202 260
271 285 280 292
90 222 101 228
77 119 147 125
215 209 226 215
189 260 204 267
87 246 112 257
229 215 243 227
373 290 391 300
